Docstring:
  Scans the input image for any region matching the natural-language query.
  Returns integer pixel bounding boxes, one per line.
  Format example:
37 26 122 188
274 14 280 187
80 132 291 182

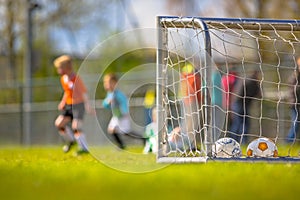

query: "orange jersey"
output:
60 73 87 105
181 72 202 104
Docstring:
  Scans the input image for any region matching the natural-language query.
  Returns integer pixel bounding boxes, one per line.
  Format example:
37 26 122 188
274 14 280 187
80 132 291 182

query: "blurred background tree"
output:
165 0 300 66
1 0 300 144
223 0 300 18
0 0 300 102
218 0 300 69
0 0 110 81
1 0 300 82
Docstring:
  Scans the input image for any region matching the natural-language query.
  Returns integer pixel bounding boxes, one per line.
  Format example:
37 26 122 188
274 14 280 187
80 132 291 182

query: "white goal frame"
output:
156 16 300 163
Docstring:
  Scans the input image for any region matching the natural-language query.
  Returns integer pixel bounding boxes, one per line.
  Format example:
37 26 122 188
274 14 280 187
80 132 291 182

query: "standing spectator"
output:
229 70 261 143
222 70 238 110
143 87 155 126
178 63 202 148
211 64 224 141
287 56 300 142
222 69 237 129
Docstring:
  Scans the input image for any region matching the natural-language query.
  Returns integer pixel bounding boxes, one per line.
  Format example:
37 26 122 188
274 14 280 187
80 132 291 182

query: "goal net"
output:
156 17 300 163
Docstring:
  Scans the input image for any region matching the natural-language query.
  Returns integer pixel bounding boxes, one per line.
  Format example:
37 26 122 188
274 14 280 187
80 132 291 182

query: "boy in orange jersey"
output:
54 55 91 155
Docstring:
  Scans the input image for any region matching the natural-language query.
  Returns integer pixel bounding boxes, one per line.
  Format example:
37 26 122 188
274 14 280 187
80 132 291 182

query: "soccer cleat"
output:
62 141 75 153
74 149 89 156
118 144 126 150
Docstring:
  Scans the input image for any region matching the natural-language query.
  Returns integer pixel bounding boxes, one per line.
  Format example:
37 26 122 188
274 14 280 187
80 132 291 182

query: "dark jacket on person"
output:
233 72 261 109
288 72 300 107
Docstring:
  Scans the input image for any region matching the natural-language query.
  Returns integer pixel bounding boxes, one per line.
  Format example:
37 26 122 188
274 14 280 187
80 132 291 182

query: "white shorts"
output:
143 137 158 154
108 116 131 134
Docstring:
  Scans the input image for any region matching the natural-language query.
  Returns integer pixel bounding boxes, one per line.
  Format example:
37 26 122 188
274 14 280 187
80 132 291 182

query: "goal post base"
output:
157 156 300 163
208 157 300 163
157 157 207 164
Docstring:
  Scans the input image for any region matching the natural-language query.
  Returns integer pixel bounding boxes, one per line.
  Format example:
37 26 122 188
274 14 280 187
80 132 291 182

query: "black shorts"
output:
62 103 85 120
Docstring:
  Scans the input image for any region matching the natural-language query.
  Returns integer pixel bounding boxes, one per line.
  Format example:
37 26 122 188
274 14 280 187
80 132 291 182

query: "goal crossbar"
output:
159 16 300 31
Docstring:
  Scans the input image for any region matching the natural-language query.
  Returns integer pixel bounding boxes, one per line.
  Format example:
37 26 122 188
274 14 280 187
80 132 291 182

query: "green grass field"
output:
0 146 300 200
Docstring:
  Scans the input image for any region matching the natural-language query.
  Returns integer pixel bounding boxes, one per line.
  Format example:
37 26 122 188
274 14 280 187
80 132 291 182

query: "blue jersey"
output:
103 89 129 118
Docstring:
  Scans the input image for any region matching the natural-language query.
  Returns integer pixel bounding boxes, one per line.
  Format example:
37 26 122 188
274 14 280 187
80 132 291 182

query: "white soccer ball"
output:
246 137 278 158
213 137 242 158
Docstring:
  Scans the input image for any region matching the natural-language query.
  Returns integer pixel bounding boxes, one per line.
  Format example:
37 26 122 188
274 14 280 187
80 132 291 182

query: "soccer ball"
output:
213 137 242 158
246 137 278 158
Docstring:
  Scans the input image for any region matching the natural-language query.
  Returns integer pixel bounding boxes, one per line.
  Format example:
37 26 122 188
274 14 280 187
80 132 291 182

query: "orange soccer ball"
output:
246 137 278 158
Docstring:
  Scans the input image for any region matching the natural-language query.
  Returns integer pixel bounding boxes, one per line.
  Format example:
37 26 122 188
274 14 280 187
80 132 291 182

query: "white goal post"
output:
156 16 300 163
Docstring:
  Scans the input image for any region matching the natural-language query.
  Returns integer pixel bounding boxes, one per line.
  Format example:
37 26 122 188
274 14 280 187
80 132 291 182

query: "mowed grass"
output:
0 146 300 200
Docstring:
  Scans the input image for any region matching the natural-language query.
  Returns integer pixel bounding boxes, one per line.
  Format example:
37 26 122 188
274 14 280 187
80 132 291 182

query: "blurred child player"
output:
143 107 158 154
54 55 90 155
103 73 131 149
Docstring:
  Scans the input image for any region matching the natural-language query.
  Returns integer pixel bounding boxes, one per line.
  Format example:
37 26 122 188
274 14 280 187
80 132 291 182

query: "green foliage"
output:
95 48 155 99
96 48 155 74
0 146 300 200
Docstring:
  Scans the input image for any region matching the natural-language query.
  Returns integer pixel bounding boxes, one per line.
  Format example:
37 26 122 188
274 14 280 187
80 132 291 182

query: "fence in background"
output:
0 69 156 146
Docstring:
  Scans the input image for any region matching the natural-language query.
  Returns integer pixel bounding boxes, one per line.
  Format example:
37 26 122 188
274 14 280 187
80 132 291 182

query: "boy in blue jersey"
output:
102 73 130 149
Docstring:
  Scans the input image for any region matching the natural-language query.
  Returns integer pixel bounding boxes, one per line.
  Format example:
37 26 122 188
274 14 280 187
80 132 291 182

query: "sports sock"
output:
75 133 89 151
112 133 125 149
59 126 75 143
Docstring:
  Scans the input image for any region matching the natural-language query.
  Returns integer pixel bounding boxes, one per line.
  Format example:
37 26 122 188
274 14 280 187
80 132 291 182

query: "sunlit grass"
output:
0 146 300 200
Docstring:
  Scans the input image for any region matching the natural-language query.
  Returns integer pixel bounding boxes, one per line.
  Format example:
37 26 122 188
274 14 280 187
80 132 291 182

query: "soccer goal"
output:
156 16 300 163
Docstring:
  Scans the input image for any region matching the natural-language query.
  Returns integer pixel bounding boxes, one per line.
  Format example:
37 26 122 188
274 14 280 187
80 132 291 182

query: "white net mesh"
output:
157 17 300 162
